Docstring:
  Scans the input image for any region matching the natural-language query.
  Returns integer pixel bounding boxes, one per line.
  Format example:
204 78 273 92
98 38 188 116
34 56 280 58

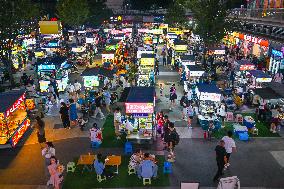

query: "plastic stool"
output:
97 174 106 182
124 142 133 154
239 132 249 141
143 178 151 185
128 165 136 175
67 162 76 173
91 141 101 149
163 161 173 174
252 127 259 135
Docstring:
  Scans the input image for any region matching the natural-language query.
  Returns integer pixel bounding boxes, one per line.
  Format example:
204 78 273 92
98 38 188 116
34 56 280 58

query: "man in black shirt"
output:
92 93 105 119
213 140 227 182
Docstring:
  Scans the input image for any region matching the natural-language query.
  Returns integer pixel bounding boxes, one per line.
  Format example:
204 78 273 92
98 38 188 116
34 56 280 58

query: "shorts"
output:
226 153 231 161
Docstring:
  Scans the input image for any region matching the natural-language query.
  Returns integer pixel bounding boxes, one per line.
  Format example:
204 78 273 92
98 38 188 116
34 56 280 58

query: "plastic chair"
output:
91 141 101 149
124 142 133 154
239 132 249 141
97 174 106 182
143 178 151 185
163 161 173 174
66 162 76 173
128 165 136 175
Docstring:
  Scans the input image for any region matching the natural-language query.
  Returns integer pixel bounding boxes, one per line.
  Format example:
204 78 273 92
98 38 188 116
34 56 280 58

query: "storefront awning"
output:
181 55 195 62
253 87 283 100
0 90 25 113
248 70 272 82
197 84 221 94
119 87 155 103
81 67 115 78
141 54 155 59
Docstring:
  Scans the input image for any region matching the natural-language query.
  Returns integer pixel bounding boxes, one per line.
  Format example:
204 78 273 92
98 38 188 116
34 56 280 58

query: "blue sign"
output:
48 42 58 47
38 64 56 70
132 113 149 118
272 49 283 57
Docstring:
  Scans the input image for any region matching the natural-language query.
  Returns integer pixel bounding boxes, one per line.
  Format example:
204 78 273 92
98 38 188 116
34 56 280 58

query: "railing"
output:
229 8 284 23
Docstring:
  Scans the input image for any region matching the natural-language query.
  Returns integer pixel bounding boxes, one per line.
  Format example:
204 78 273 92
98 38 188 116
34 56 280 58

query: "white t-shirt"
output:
222 136 236 153
42 147 55 159
67 84 75 93
74 82 81 91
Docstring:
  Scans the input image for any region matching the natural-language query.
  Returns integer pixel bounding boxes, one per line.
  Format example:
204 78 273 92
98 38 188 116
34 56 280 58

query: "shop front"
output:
269 42 284 74
118 87 155 143
0 90 31 148
138 54 155 86
236 33 269 58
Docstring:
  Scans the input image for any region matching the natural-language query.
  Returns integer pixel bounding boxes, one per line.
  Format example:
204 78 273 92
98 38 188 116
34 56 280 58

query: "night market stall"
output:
118 87 155 143
0 90 31 148
183 65 205 92
36 56 69 92
138 53 155 86
247 70 272 88
196 84 222 130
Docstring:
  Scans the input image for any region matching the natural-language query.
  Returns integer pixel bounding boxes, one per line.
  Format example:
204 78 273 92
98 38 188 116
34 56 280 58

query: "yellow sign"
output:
117 16 122 21
39 21 61 34
169 28 183 35
141 58 155 66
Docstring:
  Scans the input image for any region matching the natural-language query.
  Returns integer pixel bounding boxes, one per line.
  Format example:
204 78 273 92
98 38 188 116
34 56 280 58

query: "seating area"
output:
63 155 170 189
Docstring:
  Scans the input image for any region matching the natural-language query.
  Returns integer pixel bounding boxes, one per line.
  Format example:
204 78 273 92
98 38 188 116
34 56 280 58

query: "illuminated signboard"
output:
137 50 154 59
48 42 58 47
6 93 25 117
272 49 283 57
189 70 205 77
214 50 226 55
102 54 114 60
125 103 154 114
38 64 56 70
141 58 155 66
151 29 163 35
175 45 188 52
240 64 255 71
83 76 99 87
39 80 50 92
256 77 272 82
199 92 221 102
11 119 31 147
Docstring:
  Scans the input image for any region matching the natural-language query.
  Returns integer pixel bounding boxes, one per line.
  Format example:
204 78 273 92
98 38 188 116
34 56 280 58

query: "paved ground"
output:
1 45 284 189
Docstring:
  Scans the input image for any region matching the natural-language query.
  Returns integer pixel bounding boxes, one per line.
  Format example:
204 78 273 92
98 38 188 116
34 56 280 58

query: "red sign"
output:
238 34 269 47
50 17 58 21
125 103 154 114
11 119 30 147
240 64 255 71
6 93 26 117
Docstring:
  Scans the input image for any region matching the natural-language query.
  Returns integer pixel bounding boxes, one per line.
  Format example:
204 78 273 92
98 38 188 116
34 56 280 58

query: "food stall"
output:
180 55 196 66
81 67 115 89
0 90 31 148
196 84 222 130
138 53 155 86
183 65 205 92
118 87 155 143
102 51 115 64
36 56 69 92
174 40 188 53
247 70 272 88
137 47 154 59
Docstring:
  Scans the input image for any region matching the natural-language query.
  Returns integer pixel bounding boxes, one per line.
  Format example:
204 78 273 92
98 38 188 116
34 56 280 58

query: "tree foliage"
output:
87 0 113 27
57 0 89 28
165 0 187 27
0 0 39 83
129 0 173 10
186 0 236 46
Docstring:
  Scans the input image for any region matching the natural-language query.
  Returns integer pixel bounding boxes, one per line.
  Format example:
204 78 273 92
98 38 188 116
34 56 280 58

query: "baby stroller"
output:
217 176 240 189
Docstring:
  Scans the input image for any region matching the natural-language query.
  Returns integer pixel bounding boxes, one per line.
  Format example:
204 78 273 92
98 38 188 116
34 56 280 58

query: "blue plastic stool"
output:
163 161 173 174
239 132 249 141
91 141 101 149
124 142 133 154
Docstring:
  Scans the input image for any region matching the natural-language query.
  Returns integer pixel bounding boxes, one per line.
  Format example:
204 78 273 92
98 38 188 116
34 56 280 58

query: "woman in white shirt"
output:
42 142 55 166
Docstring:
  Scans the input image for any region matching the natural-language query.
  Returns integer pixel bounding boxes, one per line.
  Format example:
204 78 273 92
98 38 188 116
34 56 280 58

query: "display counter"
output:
0 90 31 147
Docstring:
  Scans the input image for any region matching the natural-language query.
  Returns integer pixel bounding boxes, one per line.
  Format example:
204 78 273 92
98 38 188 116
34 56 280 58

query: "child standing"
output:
159 83 164 96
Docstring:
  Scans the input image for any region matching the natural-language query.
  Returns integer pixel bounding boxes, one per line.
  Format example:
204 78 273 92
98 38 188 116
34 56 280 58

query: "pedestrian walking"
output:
222 131 236 169
59 102 70 129
92 92 105 119
74 79 82 94
34 116 46 148
161 50 167 66
69 99 78 126
159 83 164 96
180 92 189 120
169 84 177 110
187 104 194 129
167 123 179 162
213 140 227 182
155 61 159 75
103 87 111 113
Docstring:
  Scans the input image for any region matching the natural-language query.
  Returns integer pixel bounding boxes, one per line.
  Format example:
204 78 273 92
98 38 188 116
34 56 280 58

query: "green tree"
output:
0 0 39 85
186 0 235 46
57 0 89 28
87 0 113 27
165 0 187 27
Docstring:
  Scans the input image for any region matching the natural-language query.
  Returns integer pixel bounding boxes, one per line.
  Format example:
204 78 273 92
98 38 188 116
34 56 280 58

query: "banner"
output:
39 21 61 34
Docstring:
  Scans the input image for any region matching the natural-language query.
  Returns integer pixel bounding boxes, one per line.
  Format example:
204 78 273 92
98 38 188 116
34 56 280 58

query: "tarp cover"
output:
0 90 25 113
181 55 195 62
81 67 115 78
254 87 283 100
249 70 271 79
197 84 221 94
119 87 155 103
